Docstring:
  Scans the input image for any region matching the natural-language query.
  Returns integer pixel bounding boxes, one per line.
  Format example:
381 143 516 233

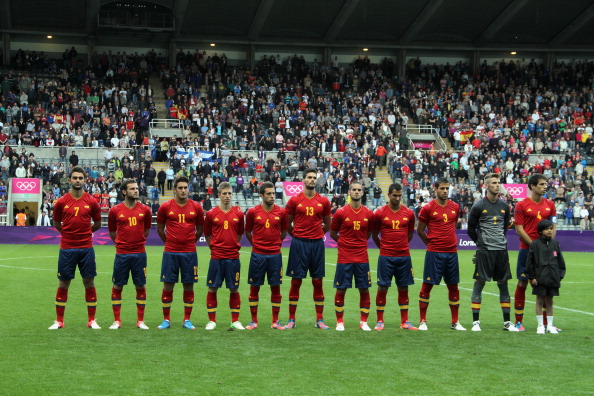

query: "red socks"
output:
376 289 387 322
270 285 281 323
161 289 173 321
230 292 241 322
111 287 122 322
334 290 345 322
55 288 68 323
136 287 146 322
312 278 325 321
183 290 194 321
249 286 260 323
288 278 302 320
85 287 97 321
419 282 434 322
514 284 527 323
359 289 370 322
447 284 460 324
206 291 218 322
398 289 409 323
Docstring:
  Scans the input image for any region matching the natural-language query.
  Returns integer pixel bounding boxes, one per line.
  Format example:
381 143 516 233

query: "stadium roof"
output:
2 0 594 52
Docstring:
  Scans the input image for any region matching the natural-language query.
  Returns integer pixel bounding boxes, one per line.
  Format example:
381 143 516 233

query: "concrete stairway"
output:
374 166 393 207
149 74 167 117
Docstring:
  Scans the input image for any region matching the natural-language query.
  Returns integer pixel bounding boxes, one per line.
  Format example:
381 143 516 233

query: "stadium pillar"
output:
2 34 9 66
396 48 406 82
169 40 176 68
545 51 554 71
87 36 95 67
470 50 480 73
323 47 331 67
248 44 255 71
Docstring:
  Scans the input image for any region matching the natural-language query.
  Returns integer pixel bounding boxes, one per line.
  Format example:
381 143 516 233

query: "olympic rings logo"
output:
285 185 304 194
506 186 525 196
15 181 39 191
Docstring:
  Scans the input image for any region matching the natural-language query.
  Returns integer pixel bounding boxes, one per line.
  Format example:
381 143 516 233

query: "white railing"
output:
0 214 7 226
149 118 183 129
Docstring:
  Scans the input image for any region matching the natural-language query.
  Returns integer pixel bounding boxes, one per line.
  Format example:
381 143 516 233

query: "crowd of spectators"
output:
2 49 594 230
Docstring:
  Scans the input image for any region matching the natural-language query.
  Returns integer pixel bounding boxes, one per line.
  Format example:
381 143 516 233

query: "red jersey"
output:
108 202 152 254
285 192 331 239
156 199 204 253
418 199 460 252
204 206 244 259
53 192 101 249
374 205 415 257
514 197 556 249
245 204 287 255
331 204 374 263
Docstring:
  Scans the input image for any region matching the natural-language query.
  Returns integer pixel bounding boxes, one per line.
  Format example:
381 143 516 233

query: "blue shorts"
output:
334 263 371 289
516 248 529 280
207 259 241 289
248 252 283 286
376 256 415 287
422 251 459 285
287 237 325 279
112 253 147 286
57 248 96 280
160 252 198 284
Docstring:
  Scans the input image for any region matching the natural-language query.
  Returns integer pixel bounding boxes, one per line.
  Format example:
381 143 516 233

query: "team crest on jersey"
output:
274 217 279 220
139 213 144 217
84 205 89 208
233 218 239 221
501 210 505 213
190 212 195 215
364 218 368 221
317 203 322 206
403 217 408 220
546 208 551 211
451 211 455 214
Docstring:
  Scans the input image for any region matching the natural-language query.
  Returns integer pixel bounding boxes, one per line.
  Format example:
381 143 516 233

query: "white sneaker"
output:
336 322 345 331
205 321 217 330
136 321 149 330
471 320 481 332
451 322 466 331
418 321 428 331
546 325 559 334
359 321 371 331
230 321 245 330
87 320 101 329
503 321 519 332
109 321 121 330
537 324 546 334
48 321 64 330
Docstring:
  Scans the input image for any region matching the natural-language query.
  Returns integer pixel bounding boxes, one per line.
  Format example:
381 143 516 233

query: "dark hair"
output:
173 175 189 189
537 219 554 234
528 173 546 190
70 166 85 176
303 168 317 178
388 183 402 194
484 173 500 183
120 178 138 193
260 181 274 195
434 177 449 189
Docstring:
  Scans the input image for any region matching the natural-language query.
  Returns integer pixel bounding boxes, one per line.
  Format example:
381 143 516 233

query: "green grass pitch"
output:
1 244 593 395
